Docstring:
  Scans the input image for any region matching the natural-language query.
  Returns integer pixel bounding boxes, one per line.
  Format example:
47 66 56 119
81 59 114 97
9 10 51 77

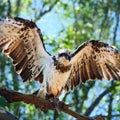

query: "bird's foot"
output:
45 94 65 111
52 98 65 111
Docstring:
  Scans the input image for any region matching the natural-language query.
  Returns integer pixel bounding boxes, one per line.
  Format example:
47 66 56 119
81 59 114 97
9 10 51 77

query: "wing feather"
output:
64 40 120 91
0 17 51 83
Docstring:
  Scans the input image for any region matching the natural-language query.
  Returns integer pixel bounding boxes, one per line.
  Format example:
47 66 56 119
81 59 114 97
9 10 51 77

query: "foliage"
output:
0 0 120 120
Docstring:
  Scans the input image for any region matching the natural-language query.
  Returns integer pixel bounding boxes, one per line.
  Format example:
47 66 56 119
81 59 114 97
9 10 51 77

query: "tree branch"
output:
15 0 21 16
0 87 104 120
84 82 118 116
40 0 59 16
0 107 18 120
113 12 119 45
7 0 12 17
35 0 59 21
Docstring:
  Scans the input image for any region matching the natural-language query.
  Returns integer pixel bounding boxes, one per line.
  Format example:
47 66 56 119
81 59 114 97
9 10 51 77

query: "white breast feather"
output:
39 57 71 97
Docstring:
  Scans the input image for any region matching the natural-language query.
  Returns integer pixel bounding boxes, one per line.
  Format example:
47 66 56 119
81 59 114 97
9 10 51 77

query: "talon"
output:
52 98 65 111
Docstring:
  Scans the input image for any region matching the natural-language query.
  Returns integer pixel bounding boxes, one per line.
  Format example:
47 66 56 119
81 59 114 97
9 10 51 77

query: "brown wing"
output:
0 17 51 83
64 40 120 91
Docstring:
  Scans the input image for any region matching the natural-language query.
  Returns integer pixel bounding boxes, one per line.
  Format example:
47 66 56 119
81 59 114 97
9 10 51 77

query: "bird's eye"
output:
66 55 71 61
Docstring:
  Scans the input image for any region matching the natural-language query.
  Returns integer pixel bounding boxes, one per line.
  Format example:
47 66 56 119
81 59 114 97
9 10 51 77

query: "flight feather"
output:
64 40 120 91
0 17 50 83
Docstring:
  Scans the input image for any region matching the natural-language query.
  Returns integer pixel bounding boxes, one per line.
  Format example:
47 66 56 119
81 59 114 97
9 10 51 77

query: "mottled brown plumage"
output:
0 17 47 83
64 40 120 91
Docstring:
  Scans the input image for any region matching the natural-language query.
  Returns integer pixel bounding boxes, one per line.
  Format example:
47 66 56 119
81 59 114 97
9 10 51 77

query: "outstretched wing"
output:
64 40 120 91
0 17 51 83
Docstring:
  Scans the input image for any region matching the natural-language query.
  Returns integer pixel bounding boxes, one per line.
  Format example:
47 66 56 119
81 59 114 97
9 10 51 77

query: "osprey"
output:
0 17 120 100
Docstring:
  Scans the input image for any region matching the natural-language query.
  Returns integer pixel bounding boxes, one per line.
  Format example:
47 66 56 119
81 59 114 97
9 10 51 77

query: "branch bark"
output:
0 87 104 120
0 107 18 120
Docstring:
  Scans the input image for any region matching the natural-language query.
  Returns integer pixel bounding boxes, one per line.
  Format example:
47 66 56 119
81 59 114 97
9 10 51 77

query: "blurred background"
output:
0 0 120 120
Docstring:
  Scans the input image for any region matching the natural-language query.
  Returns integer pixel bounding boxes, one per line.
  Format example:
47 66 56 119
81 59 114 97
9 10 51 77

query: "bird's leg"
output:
33 91 71 112
52 98 65 112
51 97 73 111
52 97 59 111
45 94 66 111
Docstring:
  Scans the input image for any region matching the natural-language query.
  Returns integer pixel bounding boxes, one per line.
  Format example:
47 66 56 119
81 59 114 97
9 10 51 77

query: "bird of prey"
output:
0 17 120 101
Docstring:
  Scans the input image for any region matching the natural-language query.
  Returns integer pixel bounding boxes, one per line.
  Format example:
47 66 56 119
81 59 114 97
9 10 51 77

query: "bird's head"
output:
57 49 72 66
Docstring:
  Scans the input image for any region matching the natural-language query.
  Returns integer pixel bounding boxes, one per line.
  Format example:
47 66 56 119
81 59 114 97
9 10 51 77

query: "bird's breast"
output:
43 63 71 97
49 70 71 97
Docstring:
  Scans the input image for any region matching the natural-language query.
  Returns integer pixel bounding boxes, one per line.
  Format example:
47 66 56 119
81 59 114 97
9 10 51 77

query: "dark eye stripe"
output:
58 53 71 61
59 53 68 57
